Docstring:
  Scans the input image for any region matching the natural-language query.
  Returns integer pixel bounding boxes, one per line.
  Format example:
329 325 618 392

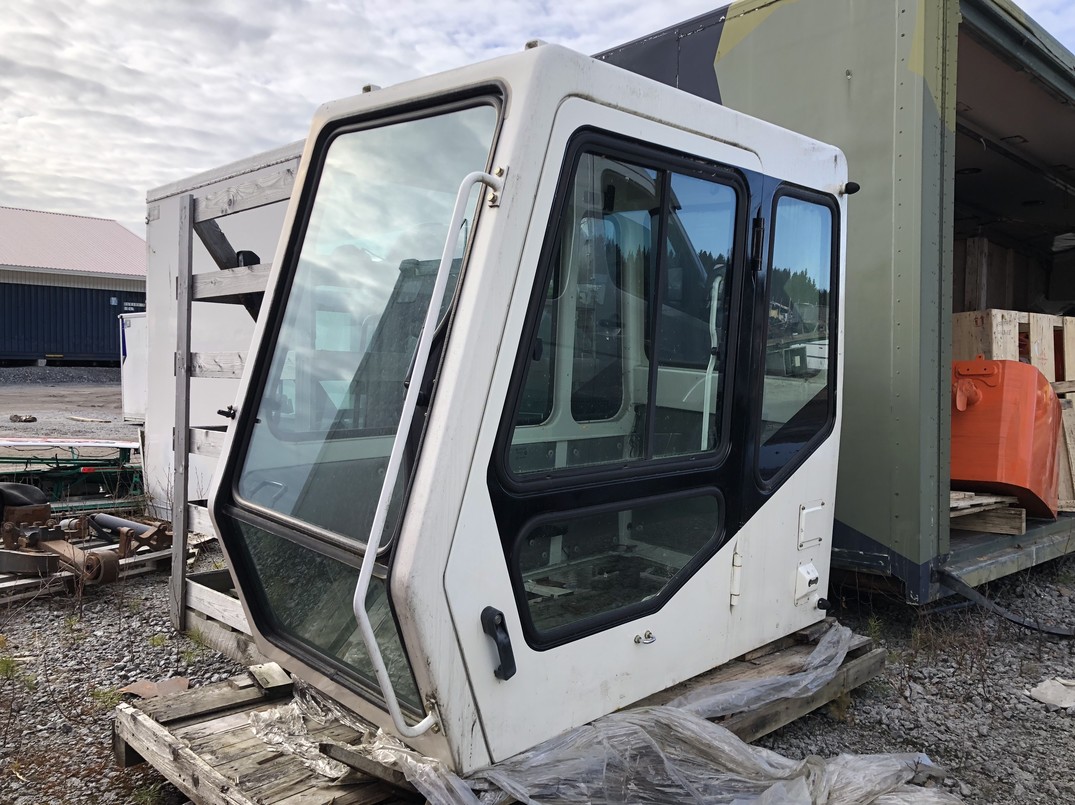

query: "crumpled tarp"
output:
1027 677 1075 710
248 621 964 804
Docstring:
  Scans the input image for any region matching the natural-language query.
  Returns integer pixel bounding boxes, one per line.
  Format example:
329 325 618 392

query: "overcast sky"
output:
1 0 1071 235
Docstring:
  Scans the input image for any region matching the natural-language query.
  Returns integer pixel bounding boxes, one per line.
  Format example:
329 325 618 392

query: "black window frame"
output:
489 127 750 650
508 487 726 649
754 184 840 490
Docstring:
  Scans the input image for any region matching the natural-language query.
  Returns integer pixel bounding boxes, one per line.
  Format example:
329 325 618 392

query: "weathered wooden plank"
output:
1062 402 1075 488
949 507 1026 535
1027 313 1057 381
187 501 215 536
173 709 260 744
952 309 1022 362
274 783 399 805
139 675 266 726
319 743 417 793
720 647 887 742
186 609 269 667
195 165 297 222
1064 319 1075 383
189 426 226 458
949 502 1009 518
190 351 246 379
192 263 271 302
113 702 260 805
194 218 238 271
187 578 249 633
250 662 293 694
149 145 301 203
1058 429 1075 512
949 493 1018 511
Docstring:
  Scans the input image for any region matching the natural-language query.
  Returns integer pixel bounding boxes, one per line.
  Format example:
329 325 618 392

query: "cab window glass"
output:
507 150 737 477
759 195 835 480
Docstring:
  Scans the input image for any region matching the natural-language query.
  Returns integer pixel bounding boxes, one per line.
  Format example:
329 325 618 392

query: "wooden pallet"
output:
949 491 1027 536
113 625 884 805
113 668 419 805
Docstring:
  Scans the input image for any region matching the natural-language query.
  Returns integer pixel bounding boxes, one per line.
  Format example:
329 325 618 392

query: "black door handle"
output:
480 606 517 681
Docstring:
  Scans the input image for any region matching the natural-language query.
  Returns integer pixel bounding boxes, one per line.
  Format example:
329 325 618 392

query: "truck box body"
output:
600 0 1075 601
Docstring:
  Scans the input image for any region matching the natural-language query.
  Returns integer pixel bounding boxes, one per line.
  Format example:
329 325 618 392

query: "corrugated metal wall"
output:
0 268 145 292
0 283 146 362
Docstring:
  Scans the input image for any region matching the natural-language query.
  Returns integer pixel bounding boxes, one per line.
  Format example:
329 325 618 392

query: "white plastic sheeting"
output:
249 621 964 804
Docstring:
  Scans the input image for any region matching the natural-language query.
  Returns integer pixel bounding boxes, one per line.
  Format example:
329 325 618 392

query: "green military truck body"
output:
601 0 1075 601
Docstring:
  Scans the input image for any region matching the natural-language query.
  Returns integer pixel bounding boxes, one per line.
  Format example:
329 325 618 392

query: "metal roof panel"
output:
0 206 145 277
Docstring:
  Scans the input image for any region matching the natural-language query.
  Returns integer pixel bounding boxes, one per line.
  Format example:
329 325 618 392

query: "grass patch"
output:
90 687 124 710
148 633 169 648
130 782 166 805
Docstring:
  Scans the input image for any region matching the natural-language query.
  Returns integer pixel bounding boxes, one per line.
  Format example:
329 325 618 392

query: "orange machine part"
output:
950 357 1059 518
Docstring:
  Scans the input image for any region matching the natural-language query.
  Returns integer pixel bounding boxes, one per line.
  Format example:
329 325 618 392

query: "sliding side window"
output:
758 193 837 481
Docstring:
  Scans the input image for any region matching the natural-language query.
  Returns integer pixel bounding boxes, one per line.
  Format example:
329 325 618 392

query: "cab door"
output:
444 97 767 762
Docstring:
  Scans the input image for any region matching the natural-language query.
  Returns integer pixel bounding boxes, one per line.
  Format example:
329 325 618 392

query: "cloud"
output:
0 0 1070 234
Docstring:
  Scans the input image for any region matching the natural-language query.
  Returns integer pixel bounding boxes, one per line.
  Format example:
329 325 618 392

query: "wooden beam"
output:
719 647 887 742
187 501 215 536
189 426 226 458
949 507 1026 535
186 579 250 633
171 194 194 633
952 309 1021 361
192 264 271 302
1027 313 1057 381
190 352 245 379
186 610 269 667
194 166 296 223
194 219 238 271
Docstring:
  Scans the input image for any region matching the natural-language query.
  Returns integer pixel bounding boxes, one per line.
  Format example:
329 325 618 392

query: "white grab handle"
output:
351 170 504 738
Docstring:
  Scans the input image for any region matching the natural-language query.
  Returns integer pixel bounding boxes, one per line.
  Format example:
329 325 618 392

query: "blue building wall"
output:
0 282 146 362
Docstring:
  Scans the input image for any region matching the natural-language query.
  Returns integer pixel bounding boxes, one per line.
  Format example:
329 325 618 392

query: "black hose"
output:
938 569 1075 638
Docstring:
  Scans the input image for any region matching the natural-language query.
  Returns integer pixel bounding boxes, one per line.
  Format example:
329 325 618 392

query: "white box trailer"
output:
143 144 298 519
119 312 148 423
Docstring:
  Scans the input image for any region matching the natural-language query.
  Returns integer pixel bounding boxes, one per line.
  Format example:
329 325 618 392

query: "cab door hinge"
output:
729 546 743 607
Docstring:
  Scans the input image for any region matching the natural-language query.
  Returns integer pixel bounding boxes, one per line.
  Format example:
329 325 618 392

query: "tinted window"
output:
507 151 737 477
759 195 835 480
519 495 721 637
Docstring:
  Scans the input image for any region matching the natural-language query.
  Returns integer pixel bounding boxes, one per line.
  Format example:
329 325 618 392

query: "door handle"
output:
480 606 517 681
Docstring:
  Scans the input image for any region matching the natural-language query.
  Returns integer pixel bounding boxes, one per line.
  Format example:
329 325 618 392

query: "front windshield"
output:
235 103 498 544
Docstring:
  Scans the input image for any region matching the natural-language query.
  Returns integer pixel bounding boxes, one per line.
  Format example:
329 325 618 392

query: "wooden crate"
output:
952 308 1075 382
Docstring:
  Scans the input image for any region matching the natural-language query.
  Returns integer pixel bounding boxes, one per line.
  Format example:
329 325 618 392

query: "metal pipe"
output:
89 513 154 537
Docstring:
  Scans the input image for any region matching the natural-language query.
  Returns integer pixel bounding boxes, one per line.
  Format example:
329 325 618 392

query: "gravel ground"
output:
0 366 122 386
761 560 1075 803
0 549 244 805
3 370 1075 804
0 366 136 445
